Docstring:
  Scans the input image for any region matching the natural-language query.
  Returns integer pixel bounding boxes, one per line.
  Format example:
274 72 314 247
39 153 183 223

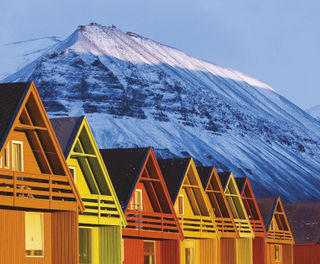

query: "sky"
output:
1 0 319 109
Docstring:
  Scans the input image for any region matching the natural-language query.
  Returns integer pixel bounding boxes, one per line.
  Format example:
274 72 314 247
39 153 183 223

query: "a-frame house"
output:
0 82 84 264
257 197 294 264
198 166 238 264
159 158 218 264
100 147 183 264
50 116 126 264
218 172 254 264
284 202 320 264
236 177 267 264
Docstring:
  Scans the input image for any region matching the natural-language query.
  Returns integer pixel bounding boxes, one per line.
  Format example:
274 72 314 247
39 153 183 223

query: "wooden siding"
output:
123 238 144 264
266 244 293 264
236 238 252 264
253 237 266 264
99 225 122 264
220 238 236 264
160 240 180 264
199 239 219 264
294 243 320 264
51 211 79 264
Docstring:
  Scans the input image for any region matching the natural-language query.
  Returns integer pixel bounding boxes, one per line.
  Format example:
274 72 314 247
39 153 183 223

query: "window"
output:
185 240 195 264
274 244 280 262
144 241 155 264
68 166 76 183
12 141 23 171
178 194 184 215
135 189 143 211
4 143 9 169
79 228 92 264
25 212 44 257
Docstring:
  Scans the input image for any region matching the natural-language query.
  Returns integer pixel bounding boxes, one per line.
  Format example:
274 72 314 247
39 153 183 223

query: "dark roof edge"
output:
0 82 30 151
173 157 191 203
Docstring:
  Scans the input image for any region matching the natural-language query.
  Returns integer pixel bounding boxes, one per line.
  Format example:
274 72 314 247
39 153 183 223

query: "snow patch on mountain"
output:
306 104 320 120
3 23 320 202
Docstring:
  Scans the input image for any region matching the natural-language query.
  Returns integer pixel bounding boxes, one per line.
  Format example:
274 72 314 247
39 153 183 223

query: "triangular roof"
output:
0 82 83 211
236 177 267 237
198 166 238 237
100 148 149 209
218 171 254 238
257 197 294 244
51 116 126 225
100 147 183 239
284 202 320 244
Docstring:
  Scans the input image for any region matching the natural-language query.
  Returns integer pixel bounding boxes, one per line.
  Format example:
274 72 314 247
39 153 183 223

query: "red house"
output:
236 177 267 264
100 147 183 264
284 202 320 264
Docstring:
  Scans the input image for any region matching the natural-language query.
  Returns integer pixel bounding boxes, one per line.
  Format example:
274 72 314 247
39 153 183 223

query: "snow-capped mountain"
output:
3 23 320 202
306 105 320 120
0 36 61 80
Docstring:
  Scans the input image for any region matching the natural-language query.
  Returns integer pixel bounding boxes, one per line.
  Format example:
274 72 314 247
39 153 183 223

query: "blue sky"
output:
1 0 319 109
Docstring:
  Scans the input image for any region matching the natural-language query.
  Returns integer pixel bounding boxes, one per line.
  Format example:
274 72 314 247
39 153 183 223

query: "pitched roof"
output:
158 158 190 203
218 171 232 189
50 116 84 157
284 202 320 244
235 177 247 194
99 148 149 208
197 166 213 189
256 197 277 229
0 82 30 150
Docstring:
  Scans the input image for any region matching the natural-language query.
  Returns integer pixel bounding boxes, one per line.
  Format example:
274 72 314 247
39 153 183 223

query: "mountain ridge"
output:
2 23 320 202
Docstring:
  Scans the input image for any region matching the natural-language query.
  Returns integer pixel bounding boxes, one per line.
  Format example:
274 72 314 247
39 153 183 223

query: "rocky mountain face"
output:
3 23 320 202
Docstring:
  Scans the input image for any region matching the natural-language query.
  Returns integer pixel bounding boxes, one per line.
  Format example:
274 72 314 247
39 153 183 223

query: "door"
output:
185 240 195 264
79 228 93 264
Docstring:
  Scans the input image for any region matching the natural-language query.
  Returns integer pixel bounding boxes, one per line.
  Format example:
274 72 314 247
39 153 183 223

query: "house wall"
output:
253 237 266 264
99 225 122 264
160 239 180 264
237 238 252 264
220 238 236 264
67 158 91 194
266 243 293 264
294 243 320 264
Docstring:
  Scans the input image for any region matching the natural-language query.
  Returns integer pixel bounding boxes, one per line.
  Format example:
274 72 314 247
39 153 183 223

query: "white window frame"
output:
12 140 23 171
135 189 143 211
79 227 93 264
68 166 76 183
178 194 184 215
25 212 44 258
4 142 9 169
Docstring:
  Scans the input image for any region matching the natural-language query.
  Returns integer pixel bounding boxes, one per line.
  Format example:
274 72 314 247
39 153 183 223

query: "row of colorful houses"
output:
0 81 318 264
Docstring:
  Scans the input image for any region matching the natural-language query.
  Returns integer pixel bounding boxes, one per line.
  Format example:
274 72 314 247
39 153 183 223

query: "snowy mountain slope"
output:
3 23 320 202
0 36 61 80
306 105 320 120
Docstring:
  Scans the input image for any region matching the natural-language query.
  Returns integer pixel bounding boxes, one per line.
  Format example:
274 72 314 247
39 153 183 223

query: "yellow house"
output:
218 172 254 264
51 116 126 264
159 158 219 264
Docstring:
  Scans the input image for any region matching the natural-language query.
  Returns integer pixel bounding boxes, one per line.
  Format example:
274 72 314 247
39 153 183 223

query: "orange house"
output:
0 82 83 263
284 202 320 264
257 197 294 264
236 177 267 264
100 147 183 264
198 166 239 264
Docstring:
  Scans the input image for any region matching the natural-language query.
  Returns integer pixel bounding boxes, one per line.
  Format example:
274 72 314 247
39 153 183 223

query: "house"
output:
50 116 126 264
284 202 320 264
100 147 183 264
218 172 254 264
235 177 267 264
159 158 219 264
0 82 83 263
198 166 238 264
257 197 294 264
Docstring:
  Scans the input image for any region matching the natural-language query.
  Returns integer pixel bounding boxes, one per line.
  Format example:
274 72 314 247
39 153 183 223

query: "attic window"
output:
4 143 9 169
12 141 23 171
135 189 143 211
177 194 184 215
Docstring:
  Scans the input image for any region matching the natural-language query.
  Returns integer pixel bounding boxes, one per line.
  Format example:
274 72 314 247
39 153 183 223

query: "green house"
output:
51 116 126 264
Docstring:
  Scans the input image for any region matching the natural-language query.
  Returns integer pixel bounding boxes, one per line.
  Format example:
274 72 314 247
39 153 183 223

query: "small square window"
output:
25 212 44 257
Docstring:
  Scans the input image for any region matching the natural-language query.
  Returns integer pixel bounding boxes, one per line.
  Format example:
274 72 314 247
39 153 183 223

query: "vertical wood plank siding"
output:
237 238 252 264
253 237 266 264
283 244 293 264
123 238 144 264
99 225 122 264
51 211 78 264
200 239 218 264
294 244 320 264
220 238 236 264
0 209 52 264
160 239 180 264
